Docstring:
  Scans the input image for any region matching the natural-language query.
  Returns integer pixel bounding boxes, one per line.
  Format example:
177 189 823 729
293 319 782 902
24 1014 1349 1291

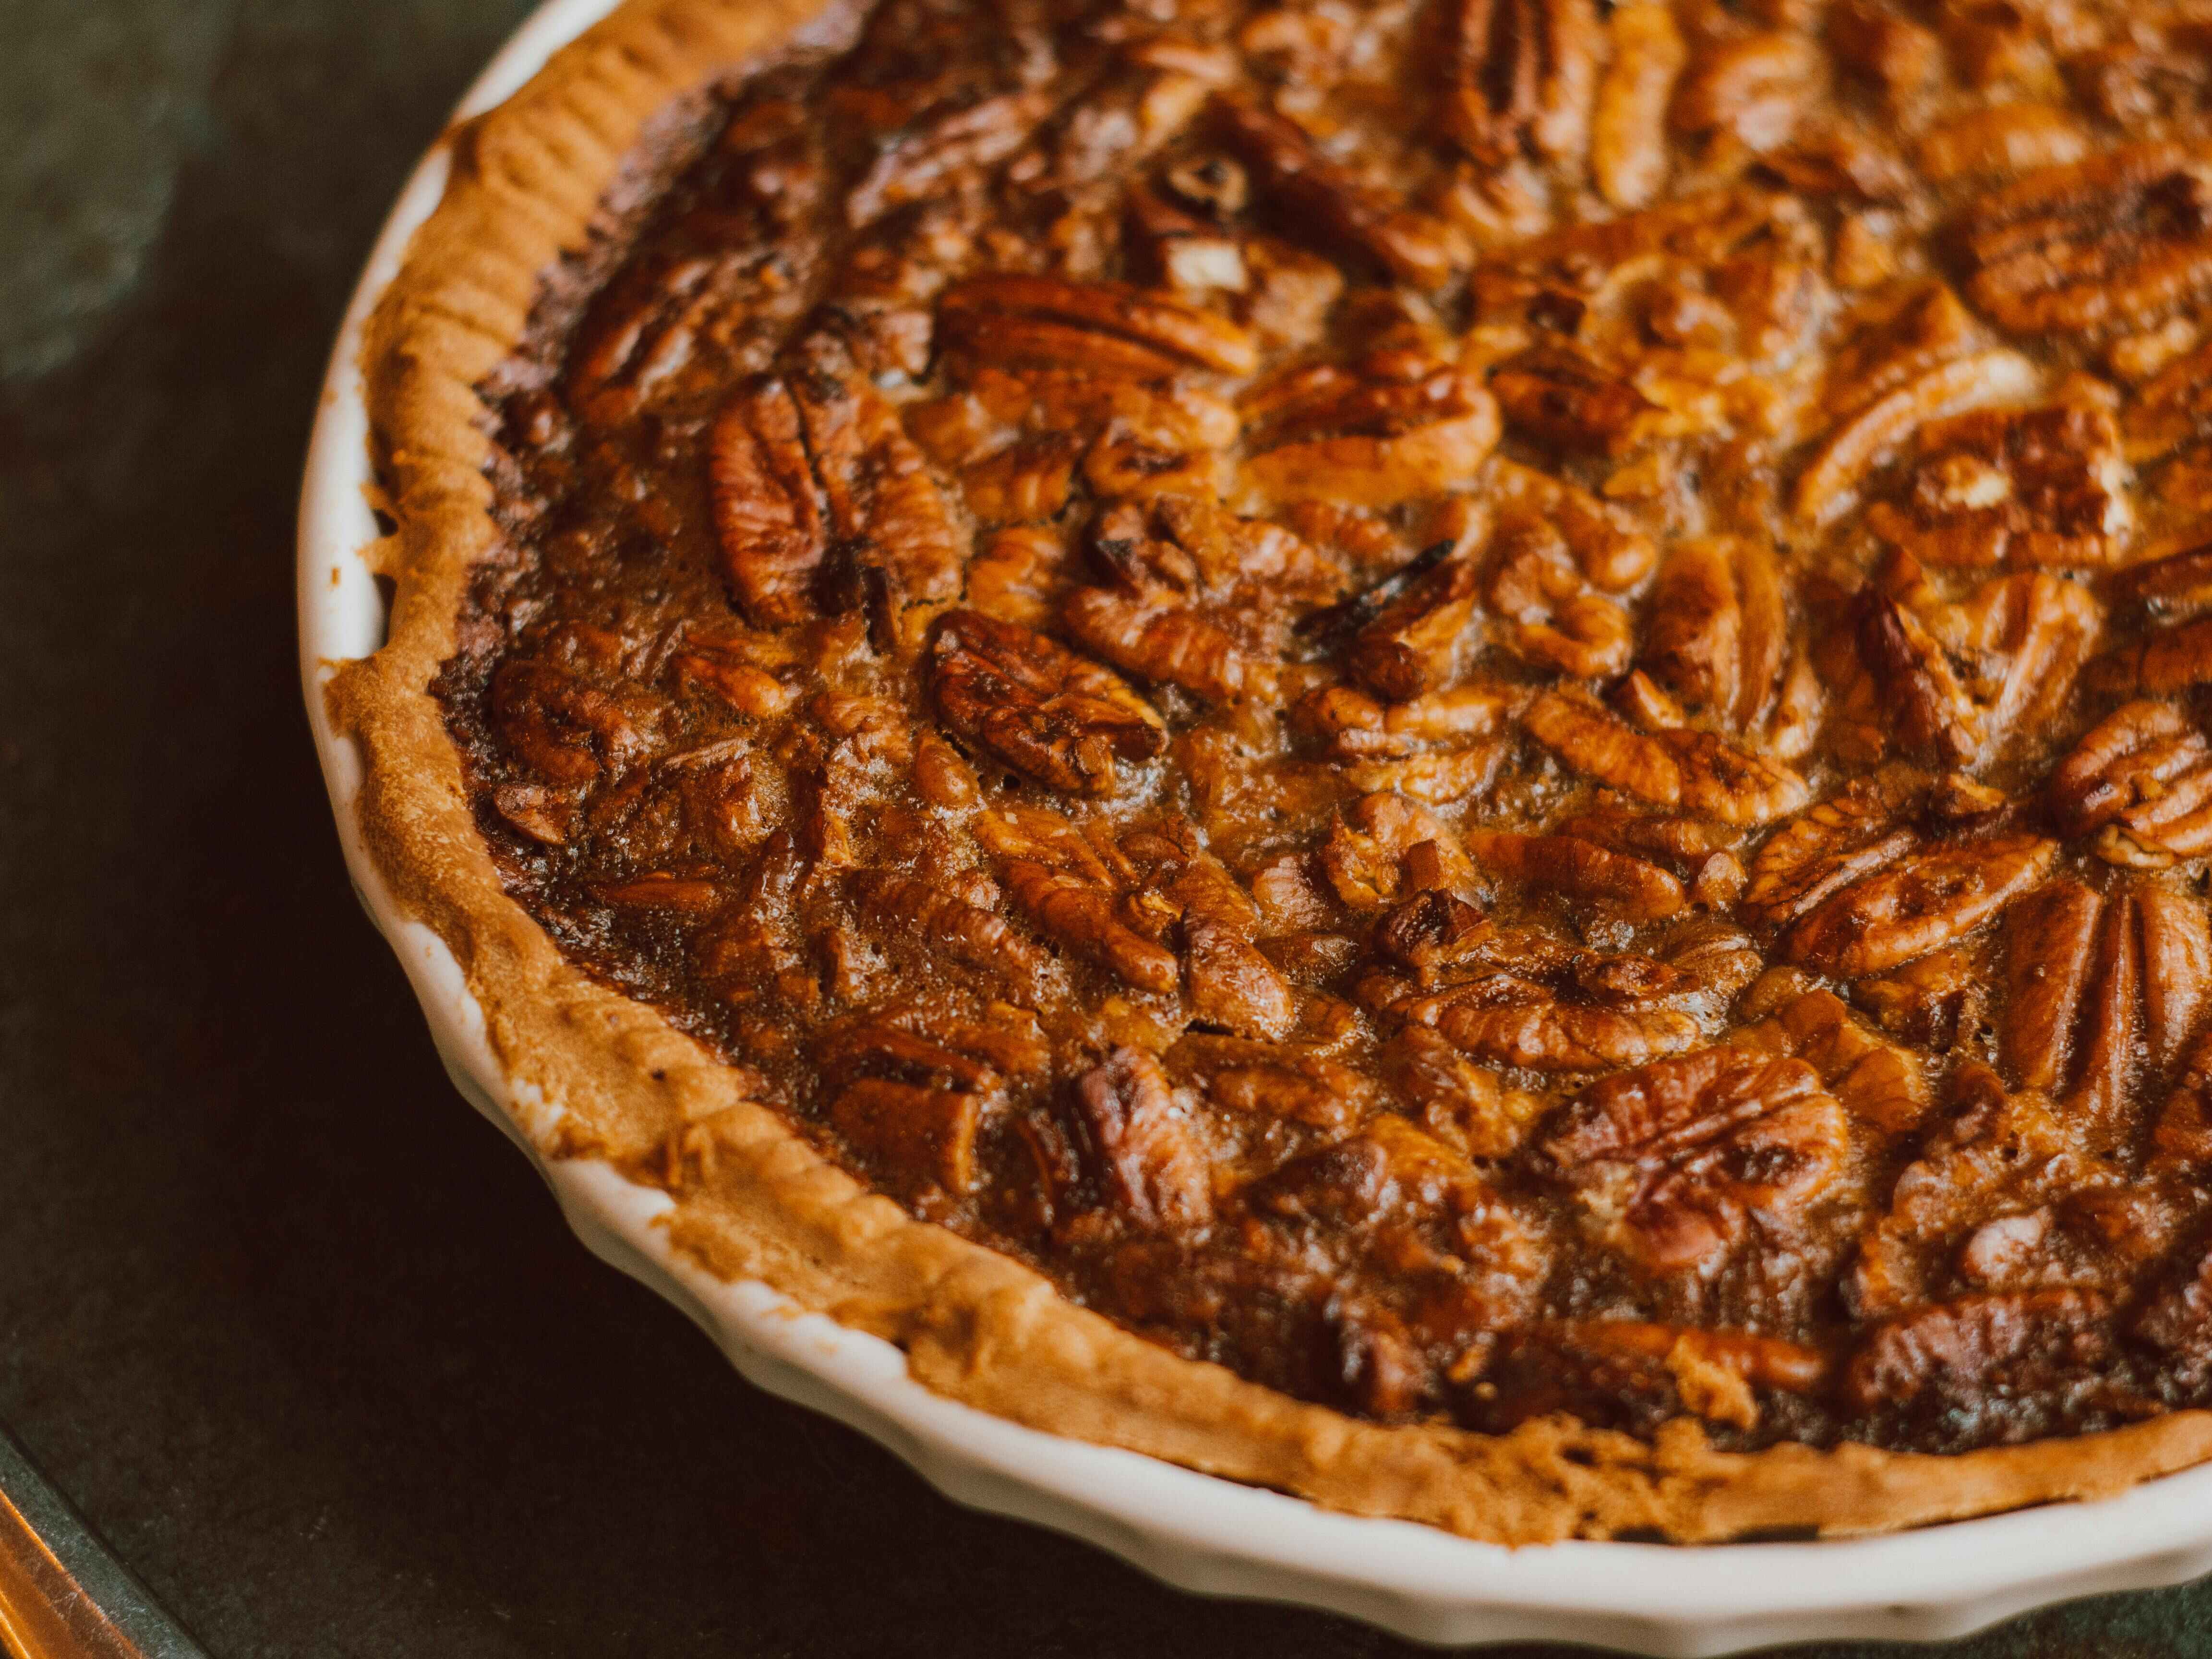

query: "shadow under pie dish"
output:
322 0 2212 1550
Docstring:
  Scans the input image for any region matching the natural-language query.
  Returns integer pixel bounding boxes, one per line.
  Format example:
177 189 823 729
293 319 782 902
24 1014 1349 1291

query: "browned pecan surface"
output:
445 0 2212 1455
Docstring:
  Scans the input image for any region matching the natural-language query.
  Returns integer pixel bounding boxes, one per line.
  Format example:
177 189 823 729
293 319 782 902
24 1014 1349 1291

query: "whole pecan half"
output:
1589 0 1686 210
2049 699 2212 865
1955 144 2212 337
1441 0 1603 170
1999 878 2212 1129
1734 980 1931 1134
1740 768 1923 932
710 342 963 628
1831 568 2099 771
1539 1046 1849 1271
1522 689 1809 824
937 273 1260 378
1842 1289 2110 1415
1863 398 2130 570
708 378 828 628
1638 536 1795 737
1390 969 1705 1073
1488 344 1663 457
1167 1033 1377 1132
851 868 1049 997
929 609 1166 796
1783 831 2057 979
1001 871 1180 999
845 89 1054 228
1464 830 1686 922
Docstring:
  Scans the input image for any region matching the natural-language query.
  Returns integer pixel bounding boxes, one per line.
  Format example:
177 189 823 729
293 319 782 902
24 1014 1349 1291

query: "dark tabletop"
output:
0 2 2207 1655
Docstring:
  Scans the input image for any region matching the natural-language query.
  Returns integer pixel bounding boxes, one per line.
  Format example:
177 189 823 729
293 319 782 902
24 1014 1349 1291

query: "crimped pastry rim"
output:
318 0 2212 1546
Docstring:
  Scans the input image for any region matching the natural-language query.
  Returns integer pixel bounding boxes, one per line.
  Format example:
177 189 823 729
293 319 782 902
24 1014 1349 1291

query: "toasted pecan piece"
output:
1493 459 1656 590
831 1079 987 1197
845 89 1053 227
1670 30 1824 153
929 610 1166 796
1821 283 1983 420
1794 349 2039 529
709 378 828 628
711 343 965 628
1165 851 1299 1039
1294 683 1512 759
938 273 1260 377
1063 587 1263 704
2049 699 2212 863
2125 333 2212 461
1740 770 1924 932
1243 354 1501 507
1784 832 2058 979
1522 690 1808 824
1058 1047 1214 1230
1864 398 2130 571
1486 517 1635 680
1843 1289 2110 1413
1382 1026 1544 1156
1472 184 1797 315
821 1020 1022 1199
1442 0 1603 169
1850 587 1986 767
790 340 964 612
1955 144 2212 337
1840 569 2099 770
1340 551 1486 700
1999 880 2211 1123
2108 536 2212 621
1589 0 1685 209
1917 104 2087 184
1523 689 1683 804
1320 793 1479 910
1488 344 1662 457
1735 983 1930 1134
1827 0 1938 102
1464 830 1685 921
1540 1046 1848 1271
1371 889 1507 983
1000 858 1180 994
853 868 1048 993
1638 536 1791 734
1166 1033 1376 1130
1216 98 1457 287
1400 973 1704 1072
1060 494 1336 705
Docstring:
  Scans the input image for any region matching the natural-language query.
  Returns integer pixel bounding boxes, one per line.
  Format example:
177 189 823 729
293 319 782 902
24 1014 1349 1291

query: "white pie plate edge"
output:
295 2 2212 1648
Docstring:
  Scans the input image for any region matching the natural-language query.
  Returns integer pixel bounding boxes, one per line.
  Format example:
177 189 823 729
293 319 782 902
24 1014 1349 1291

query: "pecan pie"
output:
335 0 2212 1542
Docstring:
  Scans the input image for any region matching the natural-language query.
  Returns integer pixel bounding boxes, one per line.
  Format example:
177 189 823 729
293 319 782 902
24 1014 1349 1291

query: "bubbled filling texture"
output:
441 0 2212 1453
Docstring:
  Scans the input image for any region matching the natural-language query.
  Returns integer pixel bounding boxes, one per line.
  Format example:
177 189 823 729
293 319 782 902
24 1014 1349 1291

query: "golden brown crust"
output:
328 0 2212 1544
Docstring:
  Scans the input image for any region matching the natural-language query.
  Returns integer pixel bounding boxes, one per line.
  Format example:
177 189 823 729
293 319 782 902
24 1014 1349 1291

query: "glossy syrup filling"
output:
440 0 2212 1453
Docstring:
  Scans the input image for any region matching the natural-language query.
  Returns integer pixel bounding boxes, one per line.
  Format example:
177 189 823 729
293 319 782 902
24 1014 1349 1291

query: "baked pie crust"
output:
330 0 2212 1542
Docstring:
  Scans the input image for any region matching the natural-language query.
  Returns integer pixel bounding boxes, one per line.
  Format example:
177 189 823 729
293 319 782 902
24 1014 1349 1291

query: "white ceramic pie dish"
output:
296 1 2212 1648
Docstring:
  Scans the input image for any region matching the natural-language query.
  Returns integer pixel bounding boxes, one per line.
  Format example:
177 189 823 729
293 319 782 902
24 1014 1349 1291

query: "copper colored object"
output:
0 1432 200 1659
